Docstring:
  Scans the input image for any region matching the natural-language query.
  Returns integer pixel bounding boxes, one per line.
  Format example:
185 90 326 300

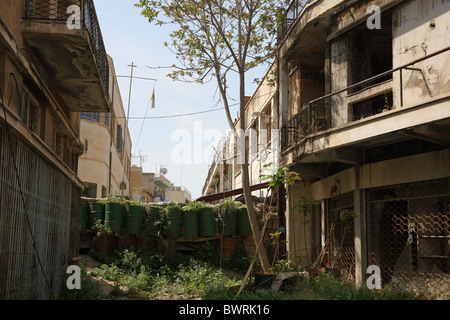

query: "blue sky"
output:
93 0 265 199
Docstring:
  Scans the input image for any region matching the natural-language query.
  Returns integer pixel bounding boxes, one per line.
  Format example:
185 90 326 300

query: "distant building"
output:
201 63 279 200
131 166 191 203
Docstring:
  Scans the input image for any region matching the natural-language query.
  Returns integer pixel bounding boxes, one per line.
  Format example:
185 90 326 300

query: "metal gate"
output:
0 123 80 299
367 179 450 299
325 192 355 281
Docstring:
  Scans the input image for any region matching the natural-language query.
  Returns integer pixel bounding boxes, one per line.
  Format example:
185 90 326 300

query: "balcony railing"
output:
281 46 450 152
24 0 109 99
280 0 313 38
281 102 331 150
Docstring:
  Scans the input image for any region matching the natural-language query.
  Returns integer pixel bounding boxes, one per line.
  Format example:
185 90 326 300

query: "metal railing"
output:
24 0 109 99
280 0 313 38
281 46 450 151
281 101 331 150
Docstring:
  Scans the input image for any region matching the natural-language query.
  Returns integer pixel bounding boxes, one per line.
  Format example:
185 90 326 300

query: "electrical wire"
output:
0 81 54 299
106 90 275 120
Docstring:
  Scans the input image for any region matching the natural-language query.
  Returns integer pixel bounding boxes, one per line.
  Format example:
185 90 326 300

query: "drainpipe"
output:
108 75 115 195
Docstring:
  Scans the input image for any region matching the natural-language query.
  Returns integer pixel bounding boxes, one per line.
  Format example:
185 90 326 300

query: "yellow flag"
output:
151 85 156 109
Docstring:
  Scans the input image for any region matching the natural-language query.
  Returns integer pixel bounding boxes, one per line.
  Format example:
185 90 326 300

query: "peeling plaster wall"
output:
392 0 450 107
330 37 349 127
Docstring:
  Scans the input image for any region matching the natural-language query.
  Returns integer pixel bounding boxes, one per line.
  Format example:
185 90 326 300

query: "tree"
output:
135 0 291 273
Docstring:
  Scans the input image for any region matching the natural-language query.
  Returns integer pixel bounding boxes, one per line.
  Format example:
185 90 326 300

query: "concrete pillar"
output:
353 189 367 287
279 57 289 127
285 184 295 262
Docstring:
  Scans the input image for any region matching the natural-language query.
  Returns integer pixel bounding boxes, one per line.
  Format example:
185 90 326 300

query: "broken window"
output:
348 10 393 92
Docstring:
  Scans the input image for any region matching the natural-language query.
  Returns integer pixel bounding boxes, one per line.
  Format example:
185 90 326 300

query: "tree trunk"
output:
239 66 271 274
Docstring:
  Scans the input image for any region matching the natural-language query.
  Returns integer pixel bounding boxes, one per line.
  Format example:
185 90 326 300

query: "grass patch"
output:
73 247 418 301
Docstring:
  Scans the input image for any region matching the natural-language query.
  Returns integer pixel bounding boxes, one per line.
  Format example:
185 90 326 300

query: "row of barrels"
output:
80 202 144 234
80 202 253 240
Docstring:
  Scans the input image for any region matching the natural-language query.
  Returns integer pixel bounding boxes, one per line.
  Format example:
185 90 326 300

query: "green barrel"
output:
183 208 198 239
218 208 237 236
105 202 124 232
80 202 89 232
166 206 182 239
125 205 144 235
237 206 252 236
144 206 164 236
199 207 216 237
88 202 105 228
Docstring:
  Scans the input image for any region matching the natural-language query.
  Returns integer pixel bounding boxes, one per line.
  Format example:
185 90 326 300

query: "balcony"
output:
279 0 313 39
281 46 450 153
22 0 110 112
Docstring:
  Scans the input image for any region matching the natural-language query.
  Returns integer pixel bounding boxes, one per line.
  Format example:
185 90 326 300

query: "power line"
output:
104 89 275 120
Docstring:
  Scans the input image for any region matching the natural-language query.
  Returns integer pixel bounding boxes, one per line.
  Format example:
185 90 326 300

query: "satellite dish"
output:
160 168 168 175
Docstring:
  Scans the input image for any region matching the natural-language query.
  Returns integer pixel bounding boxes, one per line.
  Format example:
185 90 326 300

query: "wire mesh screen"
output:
325 192 355 281
367 179 450 299
0 123 77 299
25 0 81 21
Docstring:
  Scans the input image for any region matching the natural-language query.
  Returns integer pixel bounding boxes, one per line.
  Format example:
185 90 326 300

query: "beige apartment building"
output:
78 55 132 198
0 0 110 299
201 64 279 200
131 166 192 203
278 0 449 298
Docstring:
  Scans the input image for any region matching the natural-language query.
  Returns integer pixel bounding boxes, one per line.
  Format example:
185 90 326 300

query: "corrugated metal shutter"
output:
0 122 79 299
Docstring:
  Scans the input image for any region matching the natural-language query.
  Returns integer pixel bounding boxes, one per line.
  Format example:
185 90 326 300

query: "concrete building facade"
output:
77 55 132 198
0 0 110 299
278 0 449 298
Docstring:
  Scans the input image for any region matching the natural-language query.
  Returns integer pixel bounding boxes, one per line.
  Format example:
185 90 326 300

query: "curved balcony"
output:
22 0 110 113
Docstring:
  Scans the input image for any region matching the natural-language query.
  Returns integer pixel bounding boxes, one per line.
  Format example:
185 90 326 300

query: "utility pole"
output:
121 62 137 195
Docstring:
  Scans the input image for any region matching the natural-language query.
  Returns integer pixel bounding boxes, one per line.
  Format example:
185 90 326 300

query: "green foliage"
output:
260 163 301 188
185 201 212 212
143 206 167 239
268 259 301 274
197 241 221 267
222 245 252 274
135 0 291 83
294 196 319 222
93 218 113 239
175 260 240 296
88 247 239 298
84 247 418 300
339 209 357 233
97 195 128 205
216 199 238 216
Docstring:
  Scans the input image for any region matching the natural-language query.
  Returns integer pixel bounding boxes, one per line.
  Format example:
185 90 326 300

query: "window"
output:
82 182 97 198
116 124 123 152
104 112 110 127
349 11 393 92
20 90 30 123
81 112 99 122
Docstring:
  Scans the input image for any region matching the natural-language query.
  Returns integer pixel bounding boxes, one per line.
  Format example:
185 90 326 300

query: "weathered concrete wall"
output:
330 37 349 127
78 120 110 197
392 0 450 108
0 0 23 46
